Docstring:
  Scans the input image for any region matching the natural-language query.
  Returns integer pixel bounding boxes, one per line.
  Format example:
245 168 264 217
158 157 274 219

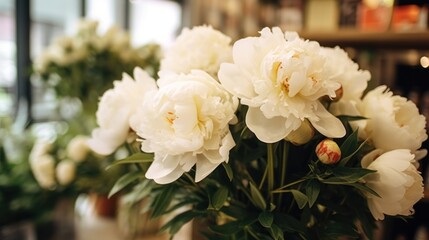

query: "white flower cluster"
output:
89 26 427 220
34 19 133 74
29 135 91 189
90 26 237 184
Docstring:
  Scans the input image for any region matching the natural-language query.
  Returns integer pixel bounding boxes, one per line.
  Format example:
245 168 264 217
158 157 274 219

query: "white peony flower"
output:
160 25 232 77
67 135 90 162
88 67 157 155
30 154 56 189
361 149 424 220
218 27 345 143
130 70 238 184
358 86 427 152
56 160 76 186
321 46 371 116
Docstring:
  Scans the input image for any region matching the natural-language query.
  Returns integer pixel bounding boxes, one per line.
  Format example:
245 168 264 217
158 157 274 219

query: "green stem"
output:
267 143 275 201
258 162 268 190
278 141 290 207
280 142 289 189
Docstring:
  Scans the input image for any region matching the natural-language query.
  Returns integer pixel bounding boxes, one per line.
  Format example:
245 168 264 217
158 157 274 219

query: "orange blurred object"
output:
392 5 423 31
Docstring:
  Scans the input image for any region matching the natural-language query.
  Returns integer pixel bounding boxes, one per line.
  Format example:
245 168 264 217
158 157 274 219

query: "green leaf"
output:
305 180 320 207
210 217 257 235
339 139 368 166
106 152 154 169
160 210 201 235
258 211 274 228
222 162 233 182
339 129 359 160
337 115 367 122
211 187 229 210
124 180 153 204
249 182 267 210
165 198 200 214
320 221 359 239
290 190 308 209
108 171 142 198
150 185 177 218
347 183 380 197
274 213 308 238
331 166 375 182
269 224 284 240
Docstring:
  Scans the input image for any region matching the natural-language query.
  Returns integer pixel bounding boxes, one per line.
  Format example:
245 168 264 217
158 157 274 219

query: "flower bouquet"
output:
30 19 162 196
33 19 162 115
88 26 427 239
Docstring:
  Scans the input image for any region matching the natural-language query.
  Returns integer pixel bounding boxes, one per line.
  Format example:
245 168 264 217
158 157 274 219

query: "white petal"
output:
232 37 261 72
288 71 306 97
361 149 383 168
310 102 346 138
145 154 180 179
174 104 198 134
246 107 289 143
134 67 157 90
195 155 220 182
153 167 186 184
218 63 255 99
88 128 128 155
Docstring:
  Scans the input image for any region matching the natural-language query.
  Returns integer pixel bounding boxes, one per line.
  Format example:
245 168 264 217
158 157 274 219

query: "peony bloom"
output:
67 135 90 162
358 86 427 152
361 149 424 220
321 46 371 116
218 27 345 143
160 25 232 78
56 160 76 186
130 70 238 184
88 67 157 155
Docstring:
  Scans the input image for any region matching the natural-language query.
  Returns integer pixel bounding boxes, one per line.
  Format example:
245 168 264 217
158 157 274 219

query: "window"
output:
0 0 15 118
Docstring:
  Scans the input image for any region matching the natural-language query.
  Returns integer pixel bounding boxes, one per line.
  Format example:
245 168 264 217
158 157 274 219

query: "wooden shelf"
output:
299 30 429 49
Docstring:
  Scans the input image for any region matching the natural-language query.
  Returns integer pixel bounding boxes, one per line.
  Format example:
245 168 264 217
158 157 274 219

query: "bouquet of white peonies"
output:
88 25 427 239
33 19 161 115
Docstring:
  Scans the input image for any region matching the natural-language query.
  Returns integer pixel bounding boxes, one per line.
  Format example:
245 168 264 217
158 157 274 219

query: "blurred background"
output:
0 0 428 239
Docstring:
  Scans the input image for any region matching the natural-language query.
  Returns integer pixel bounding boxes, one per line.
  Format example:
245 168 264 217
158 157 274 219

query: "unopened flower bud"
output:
56 160 76 186
315 139 341 164
285 120 315 145
67 135 90 162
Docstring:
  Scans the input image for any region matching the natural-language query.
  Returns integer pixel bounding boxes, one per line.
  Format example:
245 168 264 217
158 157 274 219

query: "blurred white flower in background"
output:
56 160 76 186
67 135 90 162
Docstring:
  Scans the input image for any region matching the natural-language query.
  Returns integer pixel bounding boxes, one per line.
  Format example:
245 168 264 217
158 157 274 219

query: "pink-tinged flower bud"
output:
285 120 315 145
315 139 341 164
